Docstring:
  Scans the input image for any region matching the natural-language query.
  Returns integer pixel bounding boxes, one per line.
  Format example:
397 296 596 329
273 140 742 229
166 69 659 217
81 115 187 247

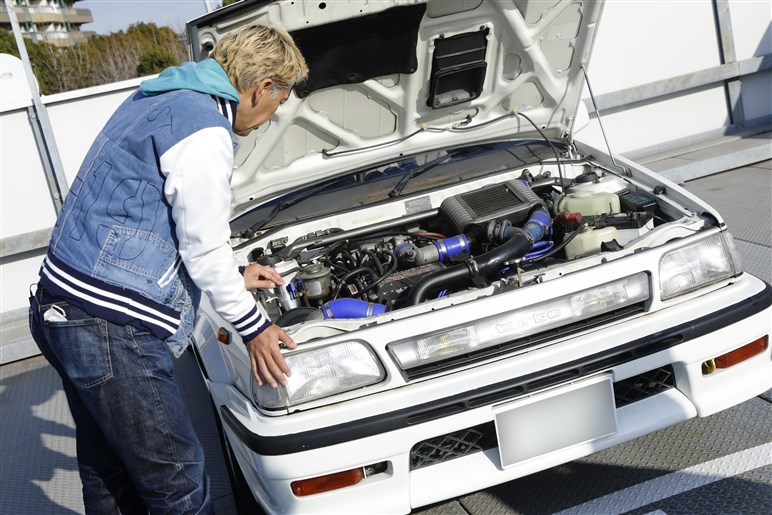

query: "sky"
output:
76 0 213 35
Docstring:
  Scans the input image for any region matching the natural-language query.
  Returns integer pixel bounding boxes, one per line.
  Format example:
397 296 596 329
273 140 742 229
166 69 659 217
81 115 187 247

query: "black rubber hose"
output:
405 228 532 306
522 223 586 264
332 266 378 299
359 250 398 297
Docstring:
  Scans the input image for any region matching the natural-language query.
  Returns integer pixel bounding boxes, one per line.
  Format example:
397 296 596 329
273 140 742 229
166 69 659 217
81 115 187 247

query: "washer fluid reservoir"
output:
556 171 625 216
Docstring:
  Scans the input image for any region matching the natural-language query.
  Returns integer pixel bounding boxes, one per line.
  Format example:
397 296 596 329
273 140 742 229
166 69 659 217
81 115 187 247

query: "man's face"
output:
233 79 290 137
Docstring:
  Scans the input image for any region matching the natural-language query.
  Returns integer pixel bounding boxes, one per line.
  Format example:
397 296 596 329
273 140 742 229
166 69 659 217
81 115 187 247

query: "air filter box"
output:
440 180 544 234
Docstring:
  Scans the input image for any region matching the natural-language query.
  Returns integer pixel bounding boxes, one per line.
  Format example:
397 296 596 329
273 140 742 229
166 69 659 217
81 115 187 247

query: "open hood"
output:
187 0 604 217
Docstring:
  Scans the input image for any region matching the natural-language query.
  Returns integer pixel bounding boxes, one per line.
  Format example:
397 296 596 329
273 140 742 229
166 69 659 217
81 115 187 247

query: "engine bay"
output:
237 147 694 330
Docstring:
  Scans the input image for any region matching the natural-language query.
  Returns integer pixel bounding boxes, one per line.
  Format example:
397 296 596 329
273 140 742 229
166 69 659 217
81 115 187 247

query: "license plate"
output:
494 374 617 468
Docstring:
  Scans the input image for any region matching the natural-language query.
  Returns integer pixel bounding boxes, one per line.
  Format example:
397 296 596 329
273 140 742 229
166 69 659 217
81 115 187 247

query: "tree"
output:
88 32 144 84
138 47 177 75
0 28 18 56
0 29 63 94
0 22 188 95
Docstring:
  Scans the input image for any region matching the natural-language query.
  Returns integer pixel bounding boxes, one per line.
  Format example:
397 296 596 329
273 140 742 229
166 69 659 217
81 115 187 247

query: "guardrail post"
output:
713 0 745 129
3 0 69 212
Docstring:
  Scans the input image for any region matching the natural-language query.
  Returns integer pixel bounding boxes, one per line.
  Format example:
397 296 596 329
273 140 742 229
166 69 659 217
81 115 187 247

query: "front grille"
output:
613 365 675 407
405 303 646 380
409 365 676 470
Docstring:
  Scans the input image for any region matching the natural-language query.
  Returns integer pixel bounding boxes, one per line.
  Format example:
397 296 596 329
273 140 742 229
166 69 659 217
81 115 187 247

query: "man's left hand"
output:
243 263 284 290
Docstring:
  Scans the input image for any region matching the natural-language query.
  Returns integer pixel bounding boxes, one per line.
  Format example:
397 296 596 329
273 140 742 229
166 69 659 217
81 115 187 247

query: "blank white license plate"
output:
494 374 617 468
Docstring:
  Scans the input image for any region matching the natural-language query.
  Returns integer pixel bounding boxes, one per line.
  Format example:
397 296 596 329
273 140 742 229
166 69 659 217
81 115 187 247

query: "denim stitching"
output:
44 317 114 389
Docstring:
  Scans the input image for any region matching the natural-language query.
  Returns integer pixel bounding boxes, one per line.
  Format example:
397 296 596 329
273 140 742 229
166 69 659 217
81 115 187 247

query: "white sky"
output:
76 0 213 35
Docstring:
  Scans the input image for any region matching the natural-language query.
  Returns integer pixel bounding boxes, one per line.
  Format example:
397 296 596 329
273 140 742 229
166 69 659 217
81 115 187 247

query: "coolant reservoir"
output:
565 226 619 260
556 191 620 216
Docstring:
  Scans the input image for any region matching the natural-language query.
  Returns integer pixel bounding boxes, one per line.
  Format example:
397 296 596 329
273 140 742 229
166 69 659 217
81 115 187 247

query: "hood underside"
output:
187 0 604 216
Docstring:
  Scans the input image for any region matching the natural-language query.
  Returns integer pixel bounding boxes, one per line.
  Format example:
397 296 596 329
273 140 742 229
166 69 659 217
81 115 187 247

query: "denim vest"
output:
40 89 235 357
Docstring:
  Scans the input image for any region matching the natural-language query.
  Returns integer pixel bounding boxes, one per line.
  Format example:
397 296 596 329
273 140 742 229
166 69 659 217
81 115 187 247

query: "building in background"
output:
0 0 93 47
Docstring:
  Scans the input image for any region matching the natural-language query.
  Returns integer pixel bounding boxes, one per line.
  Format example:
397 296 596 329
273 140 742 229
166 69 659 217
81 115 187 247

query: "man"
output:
28 25 308 513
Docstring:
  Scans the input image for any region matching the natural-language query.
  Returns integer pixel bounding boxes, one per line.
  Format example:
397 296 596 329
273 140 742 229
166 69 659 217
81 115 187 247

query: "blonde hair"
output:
211 24 308 96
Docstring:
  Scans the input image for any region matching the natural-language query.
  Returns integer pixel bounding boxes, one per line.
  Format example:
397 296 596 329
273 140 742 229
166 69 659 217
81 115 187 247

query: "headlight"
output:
252 340 385 410
389 273 650 371
659 233 740 300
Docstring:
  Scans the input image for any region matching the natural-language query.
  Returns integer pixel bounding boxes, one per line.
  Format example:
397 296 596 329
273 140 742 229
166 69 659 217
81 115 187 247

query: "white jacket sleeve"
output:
160 126 270 342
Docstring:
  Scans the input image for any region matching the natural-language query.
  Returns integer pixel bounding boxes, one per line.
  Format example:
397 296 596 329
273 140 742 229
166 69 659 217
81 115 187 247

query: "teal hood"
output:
139 58 240 103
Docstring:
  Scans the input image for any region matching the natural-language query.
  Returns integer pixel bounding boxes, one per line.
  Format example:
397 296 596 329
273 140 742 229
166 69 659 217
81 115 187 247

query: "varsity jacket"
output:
39 59 271 357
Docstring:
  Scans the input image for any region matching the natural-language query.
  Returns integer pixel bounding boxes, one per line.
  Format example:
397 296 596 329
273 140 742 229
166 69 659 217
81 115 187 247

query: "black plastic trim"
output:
221 281 771 456
290 4 426 97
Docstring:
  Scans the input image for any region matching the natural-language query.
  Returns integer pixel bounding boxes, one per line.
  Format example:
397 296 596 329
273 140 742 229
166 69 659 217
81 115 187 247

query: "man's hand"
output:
243 263 284 290
244 324 297 388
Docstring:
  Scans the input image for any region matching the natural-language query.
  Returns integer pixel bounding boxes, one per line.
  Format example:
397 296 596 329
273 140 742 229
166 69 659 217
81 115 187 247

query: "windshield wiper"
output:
239 175 353 239
388 152 456 198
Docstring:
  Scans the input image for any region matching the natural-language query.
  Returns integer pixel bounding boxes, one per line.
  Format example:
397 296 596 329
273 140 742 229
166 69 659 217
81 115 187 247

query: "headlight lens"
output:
390 273 650 371
252 340 384 410
659 233 739 300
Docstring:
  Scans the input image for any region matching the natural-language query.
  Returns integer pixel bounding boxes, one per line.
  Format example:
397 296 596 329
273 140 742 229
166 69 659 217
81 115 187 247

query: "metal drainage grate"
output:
613 365 675 408
409 366 677 470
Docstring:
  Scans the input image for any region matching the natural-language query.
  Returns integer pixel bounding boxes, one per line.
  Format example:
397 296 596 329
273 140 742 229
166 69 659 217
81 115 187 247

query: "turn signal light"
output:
714 336 768 368
291 467 365 497
703 336 768 374
217 327 231 345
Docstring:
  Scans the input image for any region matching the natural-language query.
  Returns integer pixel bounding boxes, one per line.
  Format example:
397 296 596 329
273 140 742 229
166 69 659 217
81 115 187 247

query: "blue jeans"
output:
29 287 213 514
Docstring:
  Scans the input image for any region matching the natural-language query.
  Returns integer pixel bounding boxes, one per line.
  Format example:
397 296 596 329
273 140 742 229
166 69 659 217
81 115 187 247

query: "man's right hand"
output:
244 324 297 388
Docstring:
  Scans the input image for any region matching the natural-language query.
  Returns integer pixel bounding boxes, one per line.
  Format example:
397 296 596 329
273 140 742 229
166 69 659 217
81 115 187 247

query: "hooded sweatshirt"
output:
40 59 271 356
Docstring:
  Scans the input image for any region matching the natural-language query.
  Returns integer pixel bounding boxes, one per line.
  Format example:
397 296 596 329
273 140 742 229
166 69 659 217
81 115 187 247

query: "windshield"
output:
230 140 562 238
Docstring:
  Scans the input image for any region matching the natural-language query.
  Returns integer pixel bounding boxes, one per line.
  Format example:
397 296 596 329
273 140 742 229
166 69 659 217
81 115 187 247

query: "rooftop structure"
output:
0 0 94 47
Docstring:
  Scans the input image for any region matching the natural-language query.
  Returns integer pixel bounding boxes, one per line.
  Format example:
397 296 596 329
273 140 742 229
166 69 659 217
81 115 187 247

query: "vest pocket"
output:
96 226 184 308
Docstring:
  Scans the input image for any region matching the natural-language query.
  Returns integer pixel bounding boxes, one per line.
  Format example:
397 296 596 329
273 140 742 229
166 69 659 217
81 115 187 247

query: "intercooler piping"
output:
405 207 551 306
321 298 386 319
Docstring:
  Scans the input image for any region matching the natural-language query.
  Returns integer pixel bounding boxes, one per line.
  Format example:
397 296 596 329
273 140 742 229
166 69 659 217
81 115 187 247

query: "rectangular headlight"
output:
659 233 739 300
390 273 650 371
252 340 384 410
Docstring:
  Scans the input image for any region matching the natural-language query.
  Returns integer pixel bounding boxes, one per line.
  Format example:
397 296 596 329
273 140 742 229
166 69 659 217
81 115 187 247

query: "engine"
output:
249 168 657 326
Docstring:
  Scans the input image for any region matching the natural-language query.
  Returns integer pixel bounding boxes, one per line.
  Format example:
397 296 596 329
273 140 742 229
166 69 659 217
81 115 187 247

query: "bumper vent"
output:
410 423 497 470
409 365 676 470
613 365 675 408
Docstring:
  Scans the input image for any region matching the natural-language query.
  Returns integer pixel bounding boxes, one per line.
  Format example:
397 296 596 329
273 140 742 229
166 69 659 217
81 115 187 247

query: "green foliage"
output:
222 0 241 6
0 28 20 57
0 30 64 94
138 47 177 75
0 22 188 95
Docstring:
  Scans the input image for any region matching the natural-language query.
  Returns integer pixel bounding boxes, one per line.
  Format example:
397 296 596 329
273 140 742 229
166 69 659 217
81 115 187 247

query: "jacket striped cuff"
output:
232 304 271 343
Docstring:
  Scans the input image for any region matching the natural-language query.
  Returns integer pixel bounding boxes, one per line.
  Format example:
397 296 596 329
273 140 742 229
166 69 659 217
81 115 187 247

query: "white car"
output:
185 1 772 513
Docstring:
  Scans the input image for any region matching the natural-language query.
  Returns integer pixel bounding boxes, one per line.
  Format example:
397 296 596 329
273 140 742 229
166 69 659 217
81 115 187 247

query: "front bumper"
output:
217 275 771 514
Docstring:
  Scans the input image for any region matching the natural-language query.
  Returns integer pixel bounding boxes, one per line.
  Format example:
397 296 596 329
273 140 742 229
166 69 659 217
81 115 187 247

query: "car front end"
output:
186 1 771 512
